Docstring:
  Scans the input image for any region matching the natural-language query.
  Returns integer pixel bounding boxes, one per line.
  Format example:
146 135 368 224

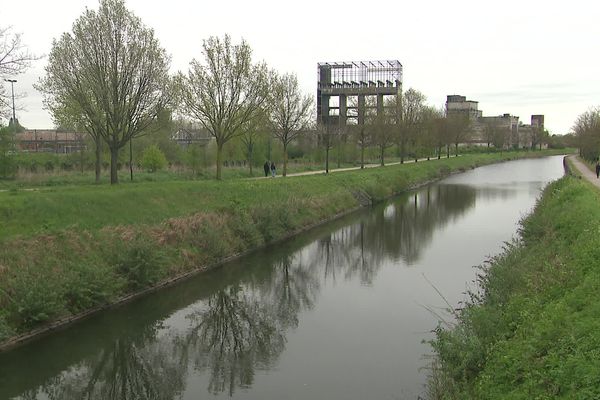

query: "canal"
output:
0 156 565 399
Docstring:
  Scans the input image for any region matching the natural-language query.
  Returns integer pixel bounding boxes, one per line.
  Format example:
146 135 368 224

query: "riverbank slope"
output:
428 159 600 398
0 150 567 350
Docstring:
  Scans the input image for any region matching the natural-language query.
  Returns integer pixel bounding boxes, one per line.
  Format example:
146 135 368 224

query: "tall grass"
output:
428 176 600 398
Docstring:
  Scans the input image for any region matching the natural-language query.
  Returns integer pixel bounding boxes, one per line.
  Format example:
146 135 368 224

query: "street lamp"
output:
5 79 17 134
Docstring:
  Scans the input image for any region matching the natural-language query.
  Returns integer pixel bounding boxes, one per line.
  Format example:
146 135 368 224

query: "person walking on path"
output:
263 161 270 177
270 161 276 177
596 160 600 178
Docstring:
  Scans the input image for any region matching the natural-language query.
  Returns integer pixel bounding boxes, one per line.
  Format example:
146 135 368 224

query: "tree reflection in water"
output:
184 285 286 396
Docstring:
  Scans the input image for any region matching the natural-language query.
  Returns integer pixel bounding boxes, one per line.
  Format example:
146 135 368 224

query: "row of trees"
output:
4 0 517 184
36 0 479 184
35 0 314 183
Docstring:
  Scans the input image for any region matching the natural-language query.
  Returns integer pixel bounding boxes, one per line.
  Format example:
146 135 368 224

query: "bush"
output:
63 261 124 312
0 314 13 342
141 144 167 173
8 267 65 328
113 237 167 290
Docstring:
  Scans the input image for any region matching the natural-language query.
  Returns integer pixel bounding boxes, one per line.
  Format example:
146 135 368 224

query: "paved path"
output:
271 156 450 178
567 155 600 189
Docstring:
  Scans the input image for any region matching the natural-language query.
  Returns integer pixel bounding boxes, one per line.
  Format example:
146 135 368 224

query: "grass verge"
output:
428 174 600 399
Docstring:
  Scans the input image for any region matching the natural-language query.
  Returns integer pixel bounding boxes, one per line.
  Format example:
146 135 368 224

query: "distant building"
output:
171 128 213 148
446 95 482 121
445 95 544 149
16 130 86 153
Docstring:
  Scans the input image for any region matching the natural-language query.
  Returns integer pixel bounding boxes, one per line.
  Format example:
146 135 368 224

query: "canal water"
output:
0 156 565 400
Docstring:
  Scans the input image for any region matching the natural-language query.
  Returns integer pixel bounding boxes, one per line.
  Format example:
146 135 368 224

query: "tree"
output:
239 110 269 176
178 35 269 180
401 89 427 162
0 125 16 178
316 121 343 173
141 144 167 172
419 106 442 160
1 26 38 119
352 123 371 169
371 111 395 166
46 99 104 182
37 0 172 184
447 113 471 156
269 73 313 177
572 107 600 161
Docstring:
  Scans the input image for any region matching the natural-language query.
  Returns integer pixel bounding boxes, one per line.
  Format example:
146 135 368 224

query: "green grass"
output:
428 175 600 399
0 149 568 345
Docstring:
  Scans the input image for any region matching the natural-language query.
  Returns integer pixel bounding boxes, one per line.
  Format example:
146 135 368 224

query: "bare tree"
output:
446 113 471 156
178 35 269 180
269 73 313 177
0 26 39 118
316 121 343 173
371 111 395 166
37 0 172 184
352 123 371 169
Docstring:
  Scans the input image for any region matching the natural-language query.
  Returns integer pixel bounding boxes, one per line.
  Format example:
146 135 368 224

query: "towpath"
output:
567 155 600 189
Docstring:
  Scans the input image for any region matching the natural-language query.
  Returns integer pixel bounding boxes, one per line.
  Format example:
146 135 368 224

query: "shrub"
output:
8 267 65 328
141 144 167 173
63 261 124 312
113 237 167 290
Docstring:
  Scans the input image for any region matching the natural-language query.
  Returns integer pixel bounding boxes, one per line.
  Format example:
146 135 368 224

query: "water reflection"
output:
2 178 518 399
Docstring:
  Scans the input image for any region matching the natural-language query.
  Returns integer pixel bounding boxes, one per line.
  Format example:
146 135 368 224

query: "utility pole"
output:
5 79 17 136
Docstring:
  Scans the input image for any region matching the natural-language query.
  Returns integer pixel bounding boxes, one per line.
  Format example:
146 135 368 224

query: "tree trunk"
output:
283 143 288 177
247 142 253 176
216 143 223 180
325 146 330 174
110 145 119 184
438 145 442 160
129 138 133 181
446 145 450 158
455 143 459 157
95 136 102 184
380 145 385 166
400 139 405 164
360 145 365 169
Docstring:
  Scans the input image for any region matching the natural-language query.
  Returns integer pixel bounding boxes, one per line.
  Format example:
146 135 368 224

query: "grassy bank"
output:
0 150 566 348
428 174 600 398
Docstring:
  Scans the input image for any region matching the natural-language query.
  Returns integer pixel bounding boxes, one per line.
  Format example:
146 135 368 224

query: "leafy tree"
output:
269 73 313 176
178 35 269 179
239 110 269 176
572 107 600 160
0 125 16 178
37 0 172 184
141 144 167 172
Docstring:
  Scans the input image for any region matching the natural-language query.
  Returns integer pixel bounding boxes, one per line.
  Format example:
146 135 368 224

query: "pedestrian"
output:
595 160 600 179
270 161 276 177
263 160 270 177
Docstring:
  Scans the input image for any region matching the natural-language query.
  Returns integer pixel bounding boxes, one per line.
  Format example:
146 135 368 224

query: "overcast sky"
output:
2 0 599 134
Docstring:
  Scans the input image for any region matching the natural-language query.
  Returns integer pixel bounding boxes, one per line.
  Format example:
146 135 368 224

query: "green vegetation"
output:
0 150 565 346
141 144 167 172
428 174 600 399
